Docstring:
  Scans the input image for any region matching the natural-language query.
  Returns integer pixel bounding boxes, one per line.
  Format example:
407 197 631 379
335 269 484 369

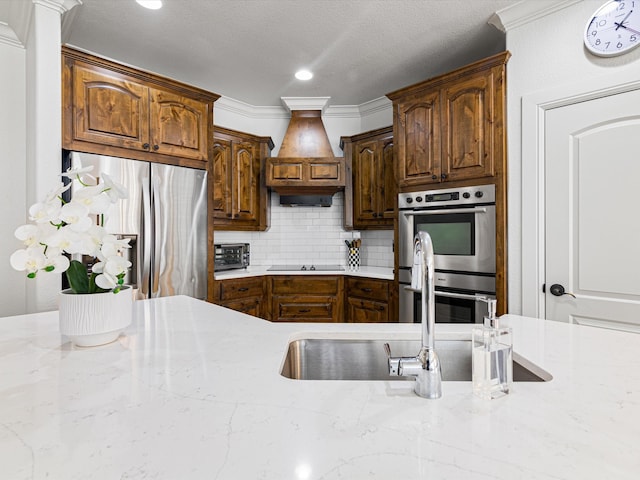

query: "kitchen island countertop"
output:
1 295 639 479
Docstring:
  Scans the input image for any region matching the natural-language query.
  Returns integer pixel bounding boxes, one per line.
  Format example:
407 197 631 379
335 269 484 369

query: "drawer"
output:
271 276 340 295
218 277 264 301
272 296 336 322
346 277 389 302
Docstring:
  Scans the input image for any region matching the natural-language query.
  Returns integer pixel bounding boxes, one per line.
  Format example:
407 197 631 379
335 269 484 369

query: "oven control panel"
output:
398 184 495 209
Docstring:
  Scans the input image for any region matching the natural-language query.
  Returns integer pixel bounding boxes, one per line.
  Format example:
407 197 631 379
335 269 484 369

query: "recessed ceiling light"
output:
136 0 163 9
295 69 313 81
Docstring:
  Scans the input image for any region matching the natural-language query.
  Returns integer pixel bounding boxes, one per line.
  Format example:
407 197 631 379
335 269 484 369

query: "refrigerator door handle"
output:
140 174 152 299
151 173 162 297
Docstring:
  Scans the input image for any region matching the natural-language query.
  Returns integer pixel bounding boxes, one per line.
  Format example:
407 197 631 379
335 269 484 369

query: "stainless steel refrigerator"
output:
63 151 208 300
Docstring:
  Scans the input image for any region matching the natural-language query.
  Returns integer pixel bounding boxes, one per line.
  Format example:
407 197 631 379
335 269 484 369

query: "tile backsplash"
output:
214 192 393 268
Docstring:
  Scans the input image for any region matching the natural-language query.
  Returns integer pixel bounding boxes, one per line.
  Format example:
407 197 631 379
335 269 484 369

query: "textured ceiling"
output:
63 0 518 107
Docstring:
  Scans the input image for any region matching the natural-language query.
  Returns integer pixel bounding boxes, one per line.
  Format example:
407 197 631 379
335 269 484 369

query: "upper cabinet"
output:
62 46 219 169
265 157 346 194
387 51 510 189
340 126 395 230
213 127 273 231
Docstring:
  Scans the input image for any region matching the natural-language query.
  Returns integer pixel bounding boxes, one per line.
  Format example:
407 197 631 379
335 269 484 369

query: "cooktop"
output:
267 265 344 272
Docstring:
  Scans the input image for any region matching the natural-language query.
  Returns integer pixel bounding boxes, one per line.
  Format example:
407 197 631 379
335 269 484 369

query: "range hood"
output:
266 100 345 197
279 194 333 207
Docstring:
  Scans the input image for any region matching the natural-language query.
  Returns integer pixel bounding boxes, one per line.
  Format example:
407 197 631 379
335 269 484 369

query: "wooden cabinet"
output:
265 157 346 195
62 46 219 169
340 127 394 229
345 277 391 323
213 127 273 231
387 51 509 189
213 276 266 318
269 276 344 322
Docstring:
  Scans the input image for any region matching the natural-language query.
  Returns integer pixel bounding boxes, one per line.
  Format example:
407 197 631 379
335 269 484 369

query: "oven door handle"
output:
404 286 493 303
403 207 487 216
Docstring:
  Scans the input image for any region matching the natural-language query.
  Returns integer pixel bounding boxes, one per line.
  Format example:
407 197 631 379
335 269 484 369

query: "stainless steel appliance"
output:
398 184 496 323
214 243 250 271
63 151 208 300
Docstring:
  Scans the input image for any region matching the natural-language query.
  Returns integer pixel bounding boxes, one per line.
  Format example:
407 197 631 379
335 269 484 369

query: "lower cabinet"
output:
213 276 266 318
215 274 393 323
345 277 391 323
269 276 343 323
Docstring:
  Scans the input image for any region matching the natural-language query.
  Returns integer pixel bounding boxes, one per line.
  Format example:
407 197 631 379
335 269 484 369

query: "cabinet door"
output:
380 136 396 220
346 297 389 323
149 89 209 161
441 70 495 182
72 64 150 151
396 90 441 187
232 141 260 223
353 140 380 224
212 139 233 221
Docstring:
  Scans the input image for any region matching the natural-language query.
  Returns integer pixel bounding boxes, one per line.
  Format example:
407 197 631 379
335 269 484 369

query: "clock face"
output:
584 0 640 56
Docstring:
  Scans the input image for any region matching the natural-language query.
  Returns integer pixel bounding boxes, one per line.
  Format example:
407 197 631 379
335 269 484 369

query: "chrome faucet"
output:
385 231 442 399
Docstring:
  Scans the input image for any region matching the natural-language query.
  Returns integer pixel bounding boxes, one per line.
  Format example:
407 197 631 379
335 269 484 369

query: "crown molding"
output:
0 0 81 47
215 96 289 119
280 96 331 112
358 96 392 117
489 0 582 32
216 95 387 121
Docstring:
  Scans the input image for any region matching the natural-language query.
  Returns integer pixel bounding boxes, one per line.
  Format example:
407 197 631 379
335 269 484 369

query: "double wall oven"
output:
398 184 496 324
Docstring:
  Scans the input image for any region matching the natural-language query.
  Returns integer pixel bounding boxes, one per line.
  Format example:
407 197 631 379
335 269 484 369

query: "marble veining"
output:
0 296 639 479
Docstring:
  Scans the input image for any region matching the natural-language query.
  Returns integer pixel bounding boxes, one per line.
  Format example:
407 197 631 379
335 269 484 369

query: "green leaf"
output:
66 260 90 294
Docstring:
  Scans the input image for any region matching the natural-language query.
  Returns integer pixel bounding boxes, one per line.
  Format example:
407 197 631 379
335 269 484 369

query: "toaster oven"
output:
214 243 250 271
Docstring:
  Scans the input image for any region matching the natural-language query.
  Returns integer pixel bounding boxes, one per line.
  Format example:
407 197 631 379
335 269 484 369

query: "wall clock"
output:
584 0 640 56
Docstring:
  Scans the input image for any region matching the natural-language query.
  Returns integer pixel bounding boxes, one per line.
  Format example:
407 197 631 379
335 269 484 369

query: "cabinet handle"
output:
299 309 311 313
234 213 240 218
143 143 150 149
431 175 437 180
153 144 160 151
372 213 378 218
227 213 232 218
238 287 249 292
362 288 373 293
441 174 447 179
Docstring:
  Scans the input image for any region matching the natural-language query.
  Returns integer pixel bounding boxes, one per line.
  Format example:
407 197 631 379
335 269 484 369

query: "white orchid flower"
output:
61 165 94 180
101 173 129 202
29 200 62 224
93 255 131 290
59 202 92 232
10 247 46 274
15 224 41 247
100 234 131 257
72 185 112 215
43 253 70 274
44 181 71 203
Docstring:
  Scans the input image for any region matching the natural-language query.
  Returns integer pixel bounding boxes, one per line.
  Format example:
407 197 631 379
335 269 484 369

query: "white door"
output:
544 88 640 332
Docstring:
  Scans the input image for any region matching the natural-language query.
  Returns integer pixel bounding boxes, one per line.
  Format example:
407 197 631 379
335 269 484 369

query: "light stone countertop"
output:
214 265 394 280
1 295 639 479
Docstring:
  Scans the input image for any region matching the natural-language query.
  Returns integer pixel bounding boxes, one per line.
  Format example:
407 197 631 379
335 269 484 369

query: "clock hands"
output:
615 10 633 30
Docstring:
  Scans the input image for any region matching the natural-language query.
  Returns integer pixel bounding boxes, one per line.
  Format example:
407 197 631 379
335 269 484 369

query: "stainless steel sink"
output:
281 337 552 382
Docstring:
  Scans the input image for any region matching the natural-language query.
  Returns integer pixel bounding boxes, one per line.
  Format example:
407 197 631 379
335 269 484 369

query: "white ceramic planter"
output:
58 288 133 347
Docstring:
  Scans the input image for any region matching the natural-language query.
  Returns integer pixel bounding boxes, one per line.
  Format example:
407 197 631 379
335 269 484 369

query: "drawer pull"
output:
299 309 311 313
238 287 249 292
362 288 373 293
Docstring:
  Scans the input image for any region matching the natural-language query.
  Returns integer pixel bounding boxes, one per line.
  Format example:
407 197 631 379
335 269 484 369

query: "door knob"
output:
549 283 576 298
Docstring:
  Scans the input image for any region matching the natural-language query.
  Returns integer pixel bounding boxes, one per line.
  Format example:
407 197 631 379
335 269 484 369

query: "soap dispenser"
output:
471 299 513 399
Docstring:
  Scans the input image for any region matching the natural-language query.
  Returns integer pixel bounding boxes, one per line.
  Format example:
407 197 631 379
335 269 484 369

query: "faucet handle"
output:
383 343 401 376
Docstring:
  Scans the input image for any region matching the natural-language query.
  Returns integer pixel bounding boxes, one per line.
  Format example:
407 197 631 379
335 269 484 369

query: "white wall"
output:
0 42 27 315
0 0 79 317
500 0 640 315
